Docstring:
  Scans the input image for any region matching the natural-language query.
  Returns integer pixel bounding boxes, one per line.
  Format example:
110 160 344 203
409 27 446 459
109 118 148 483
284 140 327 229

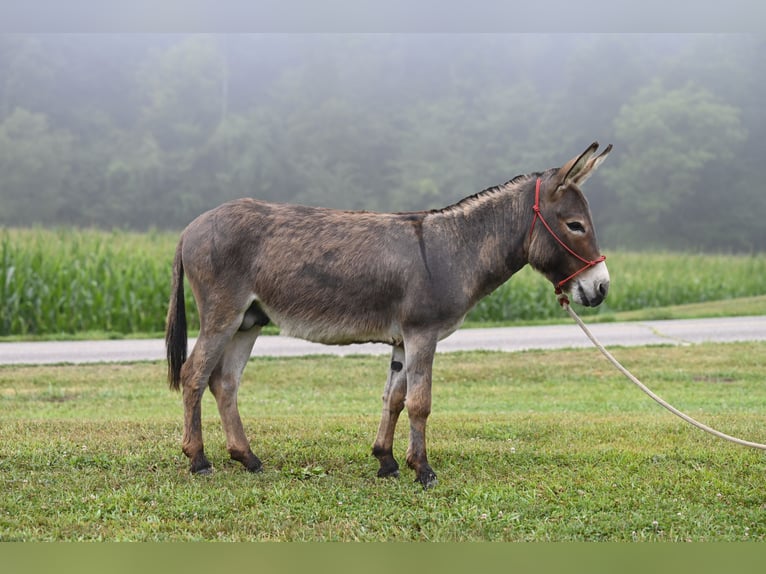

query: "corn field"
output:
0 228 196 336
2 228 766 336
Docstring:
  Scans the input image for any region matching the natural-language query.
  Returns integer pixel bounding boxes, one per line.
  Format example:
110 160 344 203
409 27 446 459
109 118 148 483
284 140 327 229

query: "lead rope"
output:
558 294 766 451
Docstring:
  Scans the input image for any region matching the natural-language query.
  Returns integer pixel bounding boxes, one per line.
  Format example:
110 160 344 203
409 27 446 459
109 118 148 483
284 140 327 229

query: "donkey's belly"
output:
262 306 403 346
265 308 465 347
281 319 403 346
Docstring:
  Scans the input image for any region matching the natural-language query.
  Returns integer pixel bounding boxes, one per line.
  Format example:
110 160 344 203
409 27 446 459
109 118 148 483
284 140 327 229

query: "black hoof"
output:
373 446 400 479
416 468 438 489
377 467 400 479
244 456 263 474
189 454 213 475
230 449 263 473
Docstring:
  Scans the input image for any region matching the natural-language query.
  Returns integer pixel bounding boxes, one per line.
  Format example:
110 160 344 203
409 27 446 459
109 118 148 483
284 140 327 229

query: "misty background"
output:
0 33 763 251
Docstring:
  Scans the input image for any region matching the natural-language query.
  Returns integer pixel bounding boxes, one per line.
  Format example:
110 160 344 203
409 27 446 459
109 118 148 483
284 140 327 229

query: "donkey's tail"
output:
165 239 187 391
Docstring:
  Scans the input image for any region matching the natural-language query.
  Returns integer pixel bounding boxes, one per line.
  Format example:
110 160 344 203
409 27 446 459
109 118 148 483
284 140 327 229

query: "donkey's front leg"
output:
372 345 407 478
403 332 438 489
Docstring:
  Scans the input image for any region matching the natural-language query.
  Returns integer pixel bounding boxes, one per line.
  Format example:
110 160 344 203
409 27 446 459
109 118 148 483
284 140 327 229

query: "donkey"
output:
165 142 612 488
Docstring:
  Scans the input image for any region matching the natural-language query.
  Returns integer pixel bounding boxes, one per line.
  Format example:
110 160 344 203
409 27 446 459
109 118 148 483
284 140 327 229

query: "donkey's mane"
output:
431 172 540 216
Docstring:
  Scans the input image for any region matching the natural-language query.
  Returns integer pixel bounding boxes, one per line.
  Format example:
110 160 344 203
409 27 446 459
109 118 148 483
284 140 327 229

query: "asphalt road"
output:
1 315 764 366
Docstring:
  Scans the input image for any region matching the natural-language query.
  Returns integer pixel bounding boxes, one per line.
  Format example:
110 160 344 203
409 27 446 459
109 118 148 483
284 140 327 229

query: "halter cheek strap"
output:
529 178 606 302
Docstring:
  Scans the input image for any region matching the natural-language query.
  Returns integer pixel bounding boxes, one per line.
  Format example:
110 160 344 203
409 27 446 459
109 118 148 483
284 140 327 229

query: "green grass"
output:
595 295 766 322
2 227 766 337
2 342 766 541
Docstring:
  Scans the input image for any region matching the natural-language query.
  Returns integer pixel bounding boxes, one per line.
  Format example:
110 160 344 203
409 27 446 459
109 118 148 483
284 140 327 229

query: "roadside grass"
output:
463 294 766 328
2 342 766 541
1 296 763 342
599 294 766 322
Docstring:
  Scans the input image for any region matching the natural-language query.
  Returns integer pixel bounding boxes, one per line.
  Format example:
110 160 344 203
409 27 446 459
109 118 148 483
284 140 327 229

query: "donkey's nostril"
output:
599 281 609 297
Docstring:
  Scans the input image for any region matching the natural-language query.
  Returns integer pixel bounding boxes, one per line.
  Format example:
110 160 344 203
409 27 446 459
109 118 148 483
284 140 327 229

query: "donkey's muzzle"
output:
569 261 610 307
579 280 609 307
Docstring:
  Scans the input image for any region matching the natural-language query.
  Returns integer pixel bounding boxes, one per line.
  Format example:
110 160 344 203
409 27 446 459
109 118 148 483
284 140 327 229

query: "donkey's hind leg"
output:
208 327 262 472
181 327 237 474
372 345 407 478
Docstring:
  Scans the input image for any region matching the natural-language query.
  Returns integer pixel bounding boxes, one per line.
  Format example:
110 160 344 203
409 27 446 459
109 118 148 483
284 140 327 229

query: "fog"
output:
0 33 763 250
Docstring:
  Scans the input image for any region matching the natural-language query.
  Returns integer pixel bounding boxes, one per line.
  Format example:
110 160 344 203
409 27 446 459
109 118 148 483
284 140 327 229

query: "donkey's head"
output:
528 142 611 307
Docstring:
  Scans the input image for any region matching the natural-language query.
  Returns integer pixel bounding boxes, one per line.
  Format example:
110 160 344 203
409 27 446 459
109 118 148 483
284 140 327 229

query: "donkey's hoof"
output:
231 450 263 473
415 468 438 489
190 462 213 475
377 467 400 479
189 453 213 475
244 458 263 474
376 458 400 479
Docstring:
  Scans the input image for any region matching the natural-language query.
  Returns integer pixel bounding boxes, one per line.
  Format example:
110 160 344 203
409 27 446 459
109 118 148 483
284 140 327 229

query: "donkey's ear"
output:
573 143 612 186
555 142 612 189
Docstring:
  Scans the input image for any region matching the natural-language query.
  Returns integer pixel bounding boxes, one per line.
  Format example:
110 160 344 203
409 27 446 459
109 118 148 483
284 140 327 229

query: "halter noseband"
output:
529 177 606 302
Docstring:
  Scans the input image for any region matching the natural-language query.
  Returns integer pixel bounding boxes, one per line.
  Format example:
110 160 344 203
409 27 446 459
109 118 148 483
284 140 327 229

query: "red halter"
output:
529 177 606 302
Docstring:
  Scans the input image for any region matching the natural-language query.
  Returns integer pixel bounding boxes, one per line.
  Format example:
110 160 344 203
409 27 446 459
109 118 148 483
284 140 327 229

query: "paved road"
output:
1 315 763 366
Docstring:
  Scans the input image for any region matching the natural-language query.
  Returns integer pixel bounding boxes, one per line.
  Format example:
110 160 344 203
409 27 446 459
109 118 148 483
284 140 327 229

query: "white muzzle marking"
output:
568 260 610 307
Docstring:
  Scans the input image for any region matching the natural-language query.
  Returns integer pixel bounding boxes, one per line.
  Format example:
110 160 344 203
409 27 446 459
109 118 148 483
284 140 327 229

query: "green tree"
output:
603 80 747 248
137 35 227 150
0 108 73 225
127 35 230 226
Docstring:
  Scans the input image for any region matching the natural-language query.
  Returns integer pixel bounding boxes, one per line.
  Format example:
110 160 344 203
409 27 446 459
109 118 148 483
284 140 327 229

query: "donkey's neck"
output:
427 175 537 303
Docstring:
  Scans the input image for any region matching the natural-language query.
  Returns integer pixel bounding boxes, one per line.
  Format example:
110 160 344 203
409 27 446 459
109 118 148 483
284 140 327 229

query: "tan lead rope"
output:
561 300 766 451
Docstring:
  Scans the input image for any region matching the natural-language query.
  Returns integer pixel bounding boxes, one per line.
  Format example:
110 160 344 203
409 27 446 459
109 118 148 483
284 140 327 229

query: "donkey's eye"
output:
566 221 586 233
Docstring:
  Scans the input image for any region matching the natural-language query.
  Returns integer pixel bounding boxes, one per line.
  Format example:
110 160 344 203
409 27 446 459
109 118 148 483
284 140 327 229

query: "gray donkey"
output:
166 142 612 487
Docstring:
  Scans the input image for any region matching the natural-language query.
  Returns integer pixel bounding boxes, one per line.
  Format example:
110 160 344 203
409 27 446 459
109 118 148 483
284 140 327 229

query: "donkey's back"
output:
178 198 459 346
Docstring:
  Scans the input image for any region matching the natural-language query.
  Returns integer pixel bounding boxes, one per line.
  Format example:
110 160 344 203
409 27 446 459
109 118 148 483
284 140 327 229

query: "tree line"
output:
0 34 763 251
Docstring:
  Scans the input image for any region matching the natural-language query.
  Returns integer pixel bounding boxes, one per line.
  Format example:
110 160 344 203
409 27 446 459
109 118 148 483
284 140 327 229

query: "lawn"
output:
2 342 765 541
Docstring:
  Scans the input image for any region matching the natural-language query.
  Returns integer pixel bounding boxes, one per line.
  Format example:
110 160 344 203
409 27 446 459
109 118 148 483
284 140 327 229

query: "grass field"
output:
3 227 766 337
2 342 766 541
